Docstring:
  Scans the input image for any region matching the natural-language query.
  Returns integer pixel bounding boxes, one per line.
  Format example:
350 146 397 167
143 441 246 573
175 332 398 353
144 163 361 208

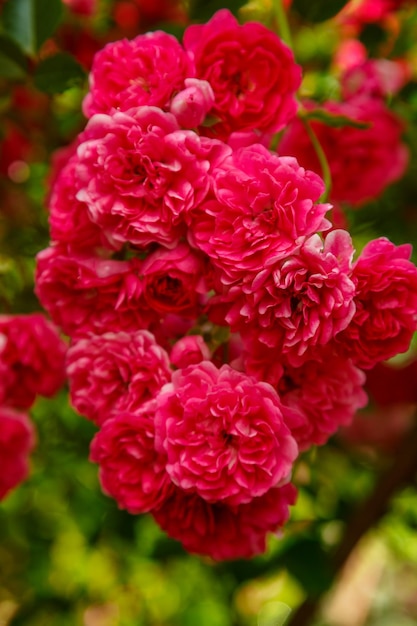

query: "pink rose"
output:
141 243 210 319
336 238 417 368
154 361 298 506
190 144 331 284
277 353 368 450
0 408 35 500
183 9 301 139
279 97 409 206
35 246 152 337
48 142 116 253
153 482 297 560
67 330 172 425
0 314 67 409
170 78 215 128
170 335 211 368
75 107 229 248
90 402 172 513
83 31 193 117
222 231 356 362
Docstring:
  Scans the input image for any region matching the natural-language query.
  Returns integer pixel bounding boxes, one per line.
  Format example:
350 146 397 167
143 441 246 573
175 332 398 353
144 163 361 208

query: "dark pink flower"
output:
83 31 193 117
170 335 211 369
153 482 297 560
90 402 172 513
279 97 409 206
336 238 417 368
48 142 116 253
183 9 301 139
223 230 356 362
35 246 151 337
154 361 298 506
0 314 67 409
190 144 331 284
75 107 229 248
0 407 35 500
141 243 211 319
277 353 368 450
67 330 172 425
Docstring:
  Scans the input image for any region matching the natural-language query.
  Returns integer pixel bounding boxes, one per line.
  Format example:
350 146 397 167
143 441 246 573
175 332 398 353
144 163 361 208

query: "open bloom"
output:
190 144 331 284
67 330 172 425
183 9 301 139
75 107 229 248
90 402 172 513
0 314 67 409
153 482 297 560
222 230 356 362
83 30 193 117
155 361 298 506
336 238 417 368
0 408 35 500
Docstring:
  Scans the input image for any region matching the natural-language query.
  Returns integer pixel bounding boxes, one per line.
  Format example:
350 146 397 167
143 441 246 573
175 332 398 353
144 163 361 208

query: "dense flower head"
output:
83 31 193 117
35 246 151 337
0 407 35 500
0 313 67 409
75 107 230 249
90 402 172 513
220 230 356 362
67 330 172 426
279 97 409 206
154 361 298 506
183 9 301 139
170 335 211 369
153 482 297 560
189 144 331 285
335 238 417 368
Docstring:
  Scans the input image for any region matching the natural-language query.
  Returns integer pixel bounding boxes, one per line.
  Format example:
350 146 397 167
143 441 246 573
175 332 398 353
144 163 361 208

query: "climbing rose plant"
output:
31 8 417 560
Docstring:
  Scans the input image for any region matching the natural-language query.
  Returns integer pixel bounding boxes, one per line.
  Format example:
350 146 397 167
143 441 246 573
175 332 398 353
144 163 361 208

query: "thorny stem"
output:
287 422 417 626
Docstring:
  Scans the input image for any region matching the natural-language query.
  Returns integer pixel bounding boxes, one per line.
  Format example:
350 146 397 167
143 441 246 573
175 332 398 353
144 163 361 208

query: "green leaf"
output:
33 53 86 94
0 34 28 79
300 108 371 130
2 0 63 56
291 0 350 23
280 537 333 596
188 0 246 22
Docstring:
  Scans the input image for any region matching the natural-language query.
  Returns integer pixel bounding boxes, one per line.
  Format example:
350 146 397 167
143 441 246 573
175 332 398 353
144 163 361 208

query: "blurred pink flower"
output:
0 408 35 500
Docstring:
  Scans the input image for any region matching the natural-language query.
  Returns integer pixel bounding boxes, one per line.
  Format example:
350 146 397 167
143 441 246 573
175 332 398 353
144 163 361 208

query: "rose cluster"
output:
35 10 417 559
0 314 66 500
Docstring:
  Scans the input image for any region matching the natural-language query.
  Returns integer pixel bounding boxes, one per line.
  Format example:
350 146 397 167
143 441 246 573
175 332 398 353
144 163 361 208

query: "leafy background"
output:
1 1 417 625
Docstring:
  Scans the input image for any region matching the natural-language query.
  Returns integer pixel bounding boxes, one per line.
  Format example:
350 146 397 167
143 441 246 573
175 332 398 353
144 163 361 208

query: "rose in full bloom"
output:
183 9 301 139
90 402 172 513
277 353 368 450
75 107 230 248
82 31 193 117
154 361 298 506
141 243 211 319
190 144 331 285
67 330 171 425
222 230 356 362
153 482 297 560
279 97 409 206
35 246 152 337
335 238 417 368
0 314 67 409
0 407 35 500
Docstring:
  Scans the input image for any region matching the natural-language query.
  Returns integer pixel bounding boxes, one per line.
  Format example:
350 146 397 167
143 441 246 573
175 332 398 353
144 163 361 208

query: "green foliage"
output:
1 0 63 56
0 35 28 80
291 0 350 24
34 53 87 94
